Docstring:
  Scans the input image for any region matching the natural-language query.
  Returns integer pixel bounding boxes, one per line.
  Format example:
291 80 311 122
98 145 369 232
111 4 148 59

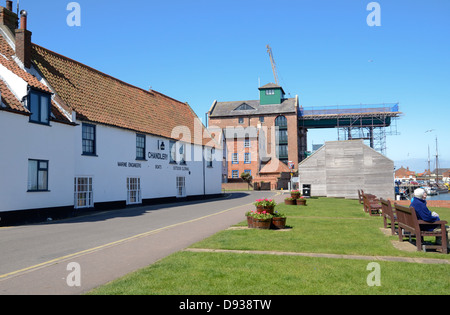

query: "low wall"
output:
391 200 450 209
222 182 253 191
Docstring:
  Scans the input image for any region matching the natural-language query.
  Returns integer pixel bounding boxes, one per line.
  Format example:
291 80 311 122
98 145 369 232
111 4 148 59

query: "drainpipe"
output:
202 145 206 195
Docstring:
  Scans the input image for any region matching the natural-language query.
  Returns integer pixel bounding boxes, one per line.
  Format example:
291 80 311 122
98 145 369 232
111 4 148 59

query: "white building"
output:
0 4 222 225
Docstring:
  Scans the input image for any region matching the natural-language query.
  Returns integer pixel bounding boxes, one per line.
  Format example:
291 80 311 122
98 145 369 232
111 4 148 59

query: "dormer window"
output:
28 89 51 125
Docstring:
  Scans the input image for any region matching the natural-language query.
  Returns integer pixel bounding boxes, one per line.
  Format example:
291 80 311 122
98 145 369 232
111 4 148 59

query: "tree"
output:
240 172 253 190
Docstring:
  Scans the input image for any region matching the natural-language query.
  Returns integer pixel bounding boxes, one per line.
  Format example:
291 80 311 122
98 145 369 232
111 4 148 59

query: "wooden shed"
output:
298 140 394 200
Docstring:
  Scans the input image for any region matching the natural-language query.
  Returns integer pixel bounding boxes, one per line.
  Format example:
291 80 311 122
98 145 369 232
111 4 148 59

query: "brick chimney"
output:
0 1 18 34
15 10 32 69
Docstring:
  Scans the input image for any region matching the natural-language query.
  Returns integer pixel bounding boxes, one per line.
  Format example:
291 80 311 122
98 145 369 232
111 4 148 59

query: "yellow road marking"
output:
0 201 253 280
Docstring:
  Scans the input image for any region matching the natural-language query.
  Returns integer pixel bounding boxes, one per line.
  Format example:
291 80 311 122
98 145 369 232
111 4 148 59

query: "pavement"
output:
0 191 284 295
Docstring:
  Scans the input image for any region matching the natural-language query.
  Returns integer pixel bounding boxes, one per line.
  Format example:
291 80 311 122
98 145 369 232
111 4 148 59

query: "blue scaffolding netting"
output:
299 103 400 117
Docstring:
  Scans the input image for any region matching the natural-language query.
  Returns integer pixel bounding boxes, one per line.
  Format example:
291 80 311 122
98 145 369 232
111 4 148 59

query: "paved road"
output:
0 191 282 295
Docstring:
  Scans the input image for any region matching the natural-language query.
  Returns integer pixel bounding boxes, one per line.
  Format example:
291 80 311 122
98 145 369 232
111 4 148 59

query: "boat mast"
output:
435 137 439 184
428 145 431 183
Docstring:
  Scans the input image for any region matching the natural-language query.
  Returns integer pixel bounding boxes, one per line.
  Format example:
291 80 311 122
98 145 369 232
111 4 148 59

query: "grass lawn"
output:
88 197 450 295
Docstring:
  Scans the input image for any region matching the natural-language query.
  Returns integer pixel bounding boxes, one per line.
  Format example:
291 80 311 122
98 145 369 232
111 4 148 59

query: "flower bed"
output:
284 197 296 205
271 211 287 229
290 190 301 199
247 200 287 230
296 197 307 206
253 198 276 213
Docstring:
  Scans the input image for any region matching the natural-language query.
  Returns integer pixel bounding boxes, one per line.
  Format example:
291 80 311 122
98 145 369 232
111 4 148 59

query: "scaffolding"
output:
299 103 402 156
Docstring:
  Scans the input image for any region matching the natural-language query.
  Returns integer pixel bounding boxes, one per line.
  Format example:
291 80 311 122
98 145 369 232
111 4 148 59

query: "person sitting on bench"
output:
411 188 440 231
411 188 449 249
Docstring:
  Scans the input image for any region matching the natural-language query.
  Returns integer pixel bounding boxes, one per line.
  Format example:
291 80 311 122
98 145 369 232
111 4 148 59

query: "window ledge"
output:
29 120 51 127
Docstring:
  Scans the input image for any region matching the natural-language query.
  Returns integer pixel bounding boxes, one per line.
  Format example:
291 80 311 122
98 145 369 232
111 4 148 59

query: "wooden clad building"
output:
298 140 394 200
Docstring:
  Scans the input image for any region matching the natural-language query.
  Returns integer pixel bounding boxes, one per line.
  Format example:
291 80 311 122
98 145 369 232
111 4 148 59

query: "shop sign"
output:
148 152 168 160
117 162 142 168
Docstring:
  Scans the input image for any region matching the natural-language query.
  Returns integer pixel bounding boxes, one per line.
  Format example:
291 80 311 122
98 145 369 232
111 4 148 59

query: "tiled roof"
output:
0 36 50 93
0 79 25 113
0 35 71 123
31 44 214 146
259 157 291 173
395 166 415 177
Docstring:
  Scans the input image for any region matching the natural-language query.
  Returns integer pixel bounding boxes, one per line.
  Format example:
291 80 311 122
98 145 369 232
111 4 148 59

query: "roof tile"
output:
31 44 214 146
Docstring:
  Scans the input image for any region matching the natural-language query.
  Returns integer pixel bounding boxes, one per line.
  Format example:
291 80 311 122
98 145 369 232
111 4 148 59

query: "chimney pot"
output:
15 9 32 69
0 1 18 34
20 9 27 29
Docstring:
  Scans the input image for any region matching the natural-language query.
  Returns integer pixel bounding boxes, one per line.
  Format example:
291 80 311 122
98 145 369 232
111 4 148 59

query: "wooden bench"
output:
361 189 378 201
380 199 397 235
357 189 362 204
394 204 448 254
363 194 382 216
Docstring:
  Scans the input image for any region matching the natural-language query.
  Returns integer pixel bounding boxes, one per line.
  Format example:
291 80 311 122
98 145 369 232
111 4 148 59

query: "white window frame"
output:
244 153 251 164
127 177 142 205
176 176 186 198
232 153 238 164
74 176 94 209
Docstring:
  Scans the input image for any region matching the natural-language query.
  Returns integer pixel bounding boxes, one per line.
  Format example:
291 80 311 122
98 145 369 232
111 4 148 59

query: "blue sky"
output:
21 0 450 170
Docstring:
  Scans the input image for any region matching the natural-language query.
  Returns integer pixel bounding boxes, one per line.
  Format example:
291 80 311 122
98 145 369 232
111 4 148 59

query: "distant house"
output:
254 157 291 190
432 168 450 183
395 166 416 182
443 170 450 183
416 169 431 181
298 140 394 200
0 5 221 225
417 169 431 177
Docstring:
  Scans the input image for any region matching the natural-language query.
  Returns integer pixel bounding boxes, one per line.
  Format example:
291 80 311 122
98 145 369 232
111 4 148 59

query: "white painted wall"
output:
73 122 222 205
0 110 75 212
0 110 222 213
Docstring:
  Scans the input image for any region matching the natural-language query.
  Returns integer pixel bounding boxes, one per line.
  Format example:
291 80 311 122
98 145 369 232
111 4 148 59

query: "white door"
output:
176 176 186 198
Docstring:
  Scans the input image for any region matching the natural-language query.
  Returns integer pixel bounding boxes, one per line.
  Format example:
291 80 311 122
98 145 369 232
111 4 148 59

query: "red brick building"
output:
207 83 306 188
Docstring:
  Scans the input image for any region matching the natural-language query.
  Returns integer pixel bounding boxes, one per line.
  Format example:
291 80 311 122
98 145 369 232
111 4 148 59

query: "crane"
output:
266 45 279 85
